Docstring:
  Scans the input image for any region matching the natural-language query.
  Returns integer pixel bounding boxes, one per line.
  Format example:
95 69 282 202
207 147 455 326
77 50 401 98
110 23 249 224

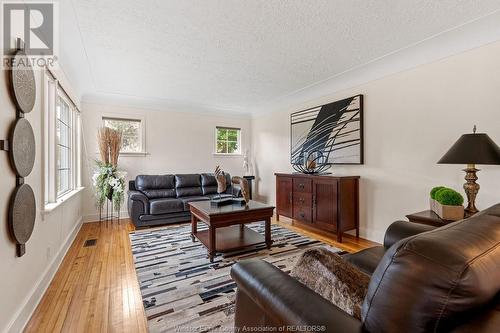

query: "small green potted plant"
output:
429 186 445 212
429 186 464 221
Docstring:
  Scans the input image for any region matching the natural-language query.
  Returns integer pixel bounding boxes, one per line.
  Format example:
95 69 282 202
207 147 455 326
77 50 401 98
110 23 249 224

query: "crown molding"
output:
81 92 252 118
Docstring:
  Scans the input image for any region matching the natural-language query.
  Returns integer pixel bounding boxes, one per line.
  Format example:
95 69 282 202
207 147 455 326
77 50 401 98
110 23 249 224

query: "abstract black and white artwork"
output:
291 95 363 165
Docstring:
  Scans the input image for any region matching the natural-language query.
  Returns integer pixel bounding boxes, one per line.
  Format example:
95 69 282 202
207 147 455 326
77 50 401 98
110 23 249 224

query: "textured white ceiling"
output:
62 0 500 114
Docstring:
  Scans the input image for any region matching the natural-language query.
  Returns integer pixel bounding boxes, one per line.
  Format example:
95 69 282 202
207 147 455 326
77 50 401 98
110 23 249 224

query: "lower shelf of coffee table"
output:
194 225 265 252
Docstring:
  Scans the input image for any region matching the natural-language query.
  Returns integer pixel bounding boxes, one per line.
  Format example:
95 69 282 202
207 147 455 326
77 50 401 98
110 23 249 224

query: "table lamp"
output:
438 126 500 217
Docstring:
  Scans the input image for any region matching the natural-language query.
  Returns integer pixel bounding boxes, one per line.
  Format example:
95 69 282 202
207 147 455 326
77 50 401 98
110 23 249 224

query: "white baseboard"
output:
6 217 83 333
83 210 129 223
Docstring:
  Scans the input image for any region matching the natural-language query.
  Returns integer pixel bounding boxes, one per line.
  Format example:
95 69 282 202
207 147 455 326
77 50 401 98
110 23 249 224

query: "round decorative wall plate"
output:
9 184 36 257
9 118 36 177
10 50 36 113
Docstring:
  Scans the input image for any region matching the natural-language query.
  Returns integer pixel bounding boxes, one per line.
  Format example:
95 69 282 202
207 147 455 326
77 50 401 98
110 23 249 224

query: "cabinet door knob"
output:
300 212 305 218
299 183 304 189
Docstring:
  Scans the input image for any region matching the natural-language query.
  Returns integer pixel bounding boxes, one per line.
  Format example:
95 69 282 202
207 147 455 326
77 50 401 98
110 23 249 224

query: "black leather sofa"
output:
231 203 500 333
127 173 237 227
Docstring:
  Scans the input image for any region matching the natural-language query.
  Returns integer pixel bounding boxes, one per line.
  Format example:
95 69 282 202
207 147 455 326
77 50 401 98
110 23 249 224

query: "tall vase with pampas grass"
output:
93 127 127 217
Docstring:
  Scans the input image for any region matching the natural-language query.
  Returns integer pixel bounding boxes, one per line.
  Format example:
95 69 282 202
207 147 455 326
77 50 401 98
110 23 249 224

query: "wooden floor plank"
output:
274 216 379 253
24 216 377 332
24 220 148 333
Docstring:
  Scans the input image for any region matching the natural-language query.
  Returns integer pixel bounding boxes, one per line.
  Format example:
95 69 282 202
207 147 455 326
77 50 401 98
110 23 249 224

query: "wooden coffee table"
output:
188 200 275 262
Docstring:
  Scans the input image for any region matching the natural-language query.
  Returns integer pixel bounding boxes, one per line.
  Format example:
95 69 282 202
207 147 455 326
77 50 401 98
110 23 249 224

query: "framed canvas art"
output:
290 94 363 165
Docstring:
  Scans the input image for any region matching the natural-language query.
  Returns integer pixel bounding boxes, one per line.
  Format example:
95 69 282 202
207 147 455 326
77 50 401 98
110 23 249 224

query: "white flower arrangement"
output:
93 161 127 211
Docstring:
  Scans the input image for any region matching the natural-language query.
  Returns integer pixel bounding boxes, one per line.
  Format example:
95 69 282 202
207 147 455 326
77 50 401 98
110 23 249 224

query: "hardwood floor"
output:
24 217 378 333
24 220 148 333
275 216 379 253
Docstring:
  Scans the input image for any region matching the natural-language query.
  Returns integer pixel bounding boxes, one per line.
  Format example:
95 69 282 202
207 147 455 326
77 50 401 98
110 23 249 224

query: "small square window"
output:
215 127 241 154
103 117 144 153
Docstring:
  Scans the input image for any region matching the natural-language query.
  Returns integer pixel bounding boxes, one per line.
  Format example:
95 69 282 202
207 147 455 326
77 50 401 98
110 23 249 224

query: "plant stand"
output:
99 198 120 223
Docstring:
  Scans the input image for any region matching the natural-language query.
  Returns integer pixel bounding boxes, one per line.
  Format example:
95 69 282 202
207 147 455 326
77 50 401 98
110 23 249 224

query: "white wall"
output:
81 103 252 221
251 40 500 243
0 69 84 332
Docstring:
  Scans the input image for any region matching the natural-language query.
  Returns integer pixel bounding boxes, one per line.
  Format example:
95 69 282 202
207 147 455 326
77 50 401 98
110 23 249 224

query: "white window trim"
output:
214 126 243 156
43 71 57 205
42 70 83 211
101 112 147 156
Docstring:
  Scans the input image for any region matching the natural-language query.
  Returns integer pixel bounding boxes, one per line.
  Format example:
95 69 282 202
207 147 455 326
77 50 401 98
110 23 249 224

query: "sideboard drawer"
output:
293 193 312 209
293 178 312 193
293 205 312 223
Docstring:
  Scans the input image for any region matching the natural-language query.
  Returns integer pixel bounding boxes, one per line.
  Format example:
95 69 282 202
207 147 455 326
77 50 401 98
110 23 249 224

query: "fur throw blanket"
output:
290 247 370 319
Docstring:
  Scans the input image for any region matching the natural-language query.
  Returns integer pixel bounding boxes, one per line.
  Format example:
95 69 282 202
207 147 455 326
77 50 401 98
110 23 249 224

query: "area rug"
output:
129 222 343 333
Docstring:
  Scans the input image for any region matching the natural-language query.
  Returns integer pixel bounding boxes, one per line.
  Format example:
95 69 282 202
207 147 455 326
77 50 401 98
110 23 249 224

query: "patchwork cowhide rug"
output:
129 222 343 333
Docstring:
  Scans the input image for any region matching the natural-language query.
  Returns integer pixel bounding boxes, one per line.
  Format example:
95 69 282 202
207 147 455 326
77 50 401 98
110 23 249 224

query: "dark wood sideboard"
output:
275 173 360 242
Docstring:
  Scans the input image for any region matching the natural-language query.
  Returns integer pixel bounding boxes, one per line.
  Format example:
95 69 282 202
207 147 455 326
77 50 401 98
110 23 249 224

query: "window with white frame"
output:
56 95 72 196
102 116 144 153
215 127 241 154
43 70 82 206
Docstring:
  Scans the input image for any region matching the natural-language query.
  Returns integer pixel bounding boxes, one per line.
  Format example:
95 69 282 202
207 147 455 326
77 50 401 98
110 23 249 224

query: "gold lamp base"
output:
463 163 480 217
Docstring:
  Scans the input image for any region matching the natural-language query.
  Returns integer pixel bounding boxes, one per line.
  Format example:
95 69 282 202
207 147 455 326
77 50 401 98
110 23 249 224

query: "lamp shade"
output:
438 133 500 165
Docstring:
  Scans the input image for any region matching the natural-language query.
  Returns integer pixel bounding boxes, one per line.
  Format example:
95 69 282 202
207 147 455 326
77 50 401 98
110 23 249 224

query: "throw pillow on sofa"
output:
290 247 370 319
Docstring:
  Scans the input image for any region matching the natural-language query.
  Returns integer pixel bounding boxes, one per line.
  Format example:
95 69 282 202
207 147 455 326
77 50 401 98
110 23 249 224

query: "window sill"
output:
213 153 243 157
43 187 85 214
96 151 149 157
120 151 149 156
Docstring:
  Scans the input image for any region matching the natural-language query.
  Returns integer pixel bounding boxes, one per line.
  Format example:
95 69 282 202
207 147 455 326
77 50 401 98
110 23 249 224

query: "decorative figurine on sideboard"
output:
292 150 331 174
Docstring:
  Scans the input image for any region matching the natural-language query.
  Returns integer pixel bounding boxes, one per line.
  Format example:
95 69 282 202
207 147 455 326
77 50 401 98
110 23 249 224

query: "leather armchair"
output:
382 220 435 247
231 203 500 332
343 220 436 275
231 260 363 333
231 221 425 332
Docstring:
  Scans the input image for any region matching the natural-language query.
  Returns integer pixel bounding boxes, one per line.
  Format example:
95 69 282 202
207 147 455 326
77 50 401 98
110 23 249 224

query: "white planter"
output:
430 198 437 212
